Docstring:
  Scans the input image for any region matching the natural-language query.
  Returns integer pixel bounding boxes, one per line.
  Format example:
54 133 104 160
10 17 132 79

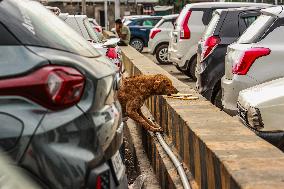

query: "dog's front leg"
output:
126 98 163 132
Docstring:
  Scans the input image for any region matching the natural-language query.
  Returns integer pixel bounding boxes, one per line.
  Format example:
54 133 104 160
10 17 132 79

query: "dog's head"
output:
153 74 178 95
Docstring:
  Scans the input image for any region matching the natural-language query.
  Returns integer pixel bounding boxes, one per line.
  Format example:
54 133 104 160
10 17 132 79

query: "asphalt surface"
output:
142 51 196 90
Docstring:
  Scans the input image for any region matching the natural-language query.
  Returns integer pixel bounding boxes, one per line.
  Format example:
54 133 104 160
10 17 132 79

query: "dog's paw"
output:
151 127 164 133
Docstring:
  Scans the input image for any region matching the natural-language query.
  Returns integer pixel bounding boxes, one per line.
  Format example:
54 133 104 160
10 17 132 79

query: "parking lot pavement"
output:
142 51 196 90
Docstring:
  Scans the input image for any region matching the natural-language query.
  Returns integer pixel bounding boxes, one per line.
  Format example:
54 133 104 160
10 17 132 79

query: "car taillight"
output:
150 28 161 39
232 47 270 75
95 26 102 33
180 10 191 39
96 176 102 189
106 47 118 59
201 36 220 61
0 66 85 110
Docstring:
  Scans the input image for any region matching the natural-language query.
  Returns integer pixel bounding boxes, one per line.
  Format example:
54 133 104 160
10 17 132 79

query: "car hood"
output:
238 77 284 108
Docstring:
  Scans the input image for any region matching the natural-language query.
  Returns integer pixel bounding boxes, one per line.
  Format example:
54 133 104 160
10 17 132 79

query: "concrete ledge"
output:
121 46 284 189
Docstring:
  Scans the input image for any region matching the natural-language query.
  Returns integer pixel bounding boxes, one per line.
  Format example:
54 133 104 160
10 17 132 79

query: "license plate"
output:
111 151 124 182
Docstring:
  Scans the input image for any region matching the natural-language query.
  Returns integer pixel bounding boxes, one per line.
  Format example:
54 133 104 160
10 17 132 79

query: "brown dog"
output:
118 74 178 132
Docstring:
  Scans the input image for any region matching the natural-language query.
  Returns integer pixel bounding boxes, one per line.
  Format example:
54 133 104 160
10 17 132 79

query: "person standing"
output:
115 19 131 46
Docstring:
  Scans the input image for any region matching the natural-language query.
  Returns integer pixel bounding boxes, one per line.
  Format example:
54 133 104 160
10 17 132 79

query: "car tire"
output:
175 65 183 72
130 38 144 52
213 89 223 109
187 56 197 81
155 44 170 64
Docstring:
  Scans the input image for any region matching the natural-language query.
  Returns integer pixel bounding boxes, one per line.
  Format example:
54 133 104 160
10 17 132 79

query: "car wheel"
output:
213 89 223 109
175 65 182 72
188 56 197 81
130 38 144 52
156 44 170 64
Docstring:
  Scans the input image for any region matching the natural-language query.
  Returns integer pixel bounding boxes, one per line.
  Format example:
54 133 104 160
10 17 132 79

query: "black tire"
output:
130 38 144 52
155 44 170 64
175 65 183 72
189 56 197 81
213 89 223 109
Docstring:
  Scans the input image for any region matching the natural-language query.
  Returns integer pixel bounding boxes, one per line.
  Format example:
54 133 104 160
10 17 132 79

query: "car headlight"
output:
247 106 264 130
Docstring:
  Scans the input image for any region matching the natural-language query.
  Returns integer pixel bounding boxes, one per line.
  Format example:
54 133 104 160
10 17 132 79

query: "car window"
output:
157 20 173 29
0 23 20 45
202 12 220 39
124 20 133 26
0 0 100 57
242 16 258 28
83 18 101 42
238 15 275 44
142 19 159 27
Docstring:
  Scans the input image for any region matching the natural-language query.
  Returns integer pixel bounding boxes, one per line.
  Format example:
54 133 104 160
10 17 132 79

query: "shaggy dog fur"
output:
118 74 178 132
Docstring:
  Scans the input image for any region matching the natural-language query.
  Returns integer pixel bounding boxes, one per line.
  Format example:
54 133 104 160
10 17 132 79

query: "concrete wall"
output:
120 46 284 189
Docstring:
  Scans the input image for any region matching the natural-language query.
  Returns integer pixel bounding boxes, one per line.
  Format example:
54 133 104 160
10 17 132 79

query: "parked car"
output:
196 6 268 109
168 2 268 80
237 78 284 148
88 18 104 40
127 16 162 52
222 6 284 115
148 14 178 64
59 13 123 73
0 154 40 188
0 0 127 188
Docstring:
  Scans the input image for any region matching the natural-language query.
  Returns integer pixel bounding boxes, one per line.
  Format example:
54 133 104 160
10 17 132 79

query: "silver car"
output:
237 77 284 150
148 14 178 64
222 6 284 115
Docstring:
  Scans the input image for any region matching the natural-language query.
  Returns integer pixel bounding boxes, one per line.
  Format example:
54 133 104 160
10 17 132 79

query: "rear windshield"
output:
238 15 275 44
176 7 189 26
124 20 133 26
155 19 174 29
202 12 220 39
84 18 101 43
0 0 100 57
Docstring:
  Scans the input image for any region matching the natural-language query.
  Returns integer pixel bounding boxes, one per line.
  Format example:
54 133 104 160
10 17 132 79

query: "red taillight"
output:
106 47 118 59
180 10 191 39
150 28 161 39
0 66 85 110
201 36 220 61
95 26 102 33
232 48 270 75
96 176 102 189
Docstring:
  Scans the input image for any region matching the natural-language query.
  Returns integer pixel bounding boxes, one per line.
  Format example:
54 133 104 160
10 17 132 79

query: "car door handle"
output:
140 29 147 31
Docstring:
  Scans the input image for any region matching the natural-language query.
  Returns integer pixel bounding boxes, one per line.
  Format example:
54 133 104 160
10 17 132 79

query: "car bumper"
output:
221 75 257 116
237 103 284 146
87 150 128 189
148 40 155 54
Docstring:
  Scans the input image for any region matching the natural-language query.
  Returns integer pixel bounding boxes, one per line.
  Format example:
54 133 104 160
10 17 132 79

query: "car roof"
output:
185 2 270 9
215 6 270 14
131 16 162 20
162 14 179 20
261 6 284 17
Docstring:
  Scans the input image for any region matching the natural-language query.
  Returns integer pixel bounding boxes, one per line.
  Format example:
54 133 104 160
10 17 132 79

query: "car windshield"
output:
0 0 100 57
124 20 133 26
84 18 101 43
238 14 274 44
202 12 220 39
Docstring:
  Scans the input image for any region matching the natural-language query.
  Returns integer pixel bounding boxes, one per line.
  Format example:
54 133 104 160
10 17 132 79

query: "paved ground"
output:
142 51 196 90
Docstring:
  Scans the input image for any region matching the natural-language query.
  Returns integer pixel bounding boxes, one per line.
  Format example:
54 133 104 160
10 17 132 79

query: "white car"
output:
238 77 284 133
59 13 123 72
148 14 178 64
168 2 268 80
222 6 284 115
